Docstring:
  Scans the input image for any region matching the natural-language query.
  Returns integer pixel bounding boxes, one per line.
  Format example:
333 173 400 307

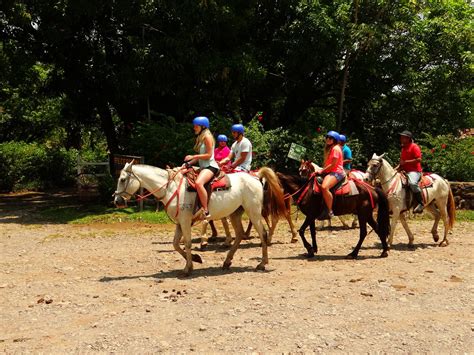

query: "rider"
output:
338 134 352 173
219 124 253 172
398 130 424 214
315 130 345 219
214 134 231 170
183 116 219 219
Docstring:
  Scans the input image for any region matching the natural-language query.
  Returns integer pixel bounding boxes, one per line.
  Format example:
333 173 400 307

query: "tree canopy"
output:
1 0 472 158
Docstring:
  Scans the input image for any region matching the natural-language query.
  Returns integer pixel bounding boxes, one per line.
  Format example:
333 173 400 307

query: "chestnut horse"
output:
276 172 390 258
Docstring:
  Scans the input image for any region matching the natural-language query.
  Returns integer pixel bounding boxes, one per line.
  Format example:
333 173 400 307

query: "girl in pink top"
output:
315 130 346 219
214 135 231 169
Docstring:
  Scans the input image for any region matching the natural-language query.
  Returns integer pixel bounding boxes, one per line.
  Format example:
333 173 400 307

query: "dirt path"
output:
1 194 473 352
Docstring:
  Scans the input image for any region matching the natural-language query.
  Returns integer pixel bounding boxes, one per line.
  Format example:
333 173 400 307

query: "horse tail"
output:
258 167 287 219
375 187 390 239
447 184 456 230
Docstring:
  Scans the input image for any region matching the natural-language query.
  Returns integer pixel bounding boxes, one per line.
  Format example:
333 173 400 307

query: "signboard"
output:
112 154 145 178
287 143 307 161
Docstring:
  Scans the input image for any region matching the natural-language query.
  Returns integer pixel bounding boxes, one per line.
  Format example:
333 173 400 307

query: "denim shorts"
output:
329 172 345 182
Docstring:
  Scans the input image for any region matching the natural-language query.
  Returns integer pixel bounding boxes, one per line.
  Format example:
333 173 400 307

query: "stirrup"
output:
413 204 424 214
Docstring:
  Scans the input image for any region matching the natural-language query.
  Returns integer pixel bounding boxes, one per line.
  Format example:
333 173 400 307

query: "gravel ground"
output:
1 193 473 353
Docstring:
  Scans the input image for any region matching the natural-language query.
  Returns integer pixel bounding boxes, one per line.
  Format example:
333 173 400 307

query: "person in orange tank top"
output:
315 130 346 219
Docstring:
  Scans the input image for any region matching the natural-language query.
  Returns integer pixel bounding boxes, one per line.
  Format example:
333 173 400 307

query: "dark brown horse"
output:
276 172 390 258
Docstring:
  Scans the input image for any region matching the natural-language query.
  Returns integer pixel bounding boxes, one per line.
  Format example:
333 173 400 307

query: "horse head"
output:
113 161 141 208
365 153 386 183
299 159 316 178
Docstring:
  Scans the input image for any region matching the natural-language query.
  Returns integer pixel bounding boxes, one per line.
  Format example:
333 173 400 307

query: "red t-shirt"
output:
400 143 422 172
324 145 344 174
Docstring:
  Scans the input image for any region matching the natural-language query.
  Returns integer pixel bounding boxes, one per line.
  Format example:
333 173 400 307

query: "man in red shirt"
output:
398 130 424 213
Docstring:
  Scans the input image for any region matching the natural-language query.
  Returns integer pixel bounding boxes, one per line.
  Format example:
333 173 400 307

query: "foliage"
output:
0 141 77 191
418 134 474 181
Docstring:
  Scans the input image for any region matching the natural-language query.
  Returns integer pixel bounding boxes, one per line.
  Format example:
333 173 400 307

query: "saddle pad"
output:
348 170 366 181
186 174 231 192
313 179 359 196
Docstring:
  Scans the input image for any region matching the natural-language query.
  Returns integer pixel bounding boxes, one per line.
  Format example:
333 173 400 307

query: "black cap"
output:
399 130 413 139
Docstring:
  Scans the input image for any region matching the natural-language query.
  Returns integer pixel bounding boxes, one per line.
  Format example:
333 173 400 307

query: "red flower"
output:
257 115 263 122
316 127 322 133
430 148 435 153
441 143 447 149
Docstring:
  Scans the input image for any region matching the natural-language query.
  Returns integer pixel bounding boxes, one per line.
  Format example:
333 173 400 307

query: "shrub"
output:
418 133 474 181
0 141 77 191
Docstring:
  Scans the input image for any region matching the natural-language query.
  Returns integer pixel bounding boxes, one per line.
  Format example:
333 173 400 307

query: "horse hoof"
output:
290 238 298 244
408 243 416 250
346 253 358 260
306 252 315 259
380 250 389 258
433 235 440 242
439 240 449 247
199 243 208 251
222 260 232 269
255 264 265 271
192 254 203 263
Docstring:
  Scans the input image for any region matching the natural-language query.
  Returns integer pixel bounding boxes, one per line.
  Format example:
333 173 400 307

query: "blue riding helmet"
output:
338 134 347 143
217 134 228 142
326 130 340 141
193 116 210 128
231 124 244 134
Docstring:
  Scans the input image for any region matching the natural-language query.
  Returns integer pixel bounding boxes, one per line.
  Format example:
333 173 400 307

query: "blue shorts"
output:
329 172 345 182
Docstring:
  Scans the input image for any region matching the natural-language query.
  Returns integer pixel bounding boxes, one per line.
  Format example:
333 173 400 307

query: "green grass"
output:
38 205 172 224
412 209 474 222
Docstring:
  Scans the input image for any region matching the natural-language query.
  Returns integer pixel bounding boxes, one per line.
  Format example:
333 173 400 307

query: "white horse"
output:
365 153 455 247
113 163 287 276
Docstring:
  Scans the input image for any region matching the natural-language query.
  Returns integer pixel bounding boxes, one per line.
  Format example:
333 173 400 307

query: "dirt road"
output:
1 195 472 352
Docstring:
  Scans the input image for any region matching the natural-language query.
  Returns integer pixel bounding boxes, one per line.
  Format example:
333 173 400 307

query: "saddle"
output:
313 175 359 196
185 168 231 192
400 172 435 189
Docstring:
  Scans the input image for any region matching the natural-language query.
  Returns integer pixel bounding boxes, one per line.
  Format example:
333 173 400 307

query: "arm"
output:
219 151 235 166
317 156 338 174
184 136 213 165
230 152 248 169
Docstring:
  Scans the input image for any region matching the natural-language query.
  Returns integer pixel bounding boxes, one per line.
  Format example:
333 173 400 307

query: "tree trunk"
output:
98 102 118 154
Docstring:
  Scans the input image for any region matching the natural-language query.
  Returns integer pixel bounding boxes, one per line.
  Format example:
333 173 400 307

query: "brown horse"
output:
276 172 390 258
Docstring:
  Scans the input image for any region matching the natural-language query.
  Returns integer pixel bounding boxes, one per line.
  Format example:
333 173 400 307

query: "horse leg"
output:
222 217 233 246
399 212 415 248
246 208 269 271
387 208 401 247
200 221 209 250
285 211 298 243
298 217 314 258
351 215 358 228
309 219 318 255
172 224 202 275
435 198 450 247
223 210 245 270
244 221 253 239
181 222 196 276
347 214 367 259
209 220 218 239
338 215 350 229
367 213 389 258
266 214 276 245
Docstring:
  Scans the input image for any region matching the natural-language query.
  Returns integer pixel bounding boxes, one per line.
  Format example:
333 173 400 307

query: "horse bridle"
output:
367 158 398 187
113 168 175 201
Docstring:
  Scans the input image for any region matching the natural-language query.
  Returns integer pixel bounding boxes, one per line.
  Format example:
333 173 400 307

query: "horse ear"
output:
379 153 386 159
125 162 133 172
371 153 378 159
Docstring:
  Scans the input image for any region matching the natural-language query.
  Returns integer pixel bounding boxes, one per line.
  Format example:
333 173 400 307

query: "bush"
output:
418 133 474 181
0 141 77 191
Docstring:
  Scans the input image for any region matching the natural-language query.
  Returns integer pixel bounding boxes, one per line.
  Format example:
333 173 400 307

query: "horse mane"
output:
276 172 308 191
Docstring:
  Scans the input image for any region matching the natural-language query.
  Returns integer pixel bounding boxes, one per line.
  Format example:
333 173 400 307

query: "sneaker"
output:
413 204 424 214
328 210 335 218
204 210 211 220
